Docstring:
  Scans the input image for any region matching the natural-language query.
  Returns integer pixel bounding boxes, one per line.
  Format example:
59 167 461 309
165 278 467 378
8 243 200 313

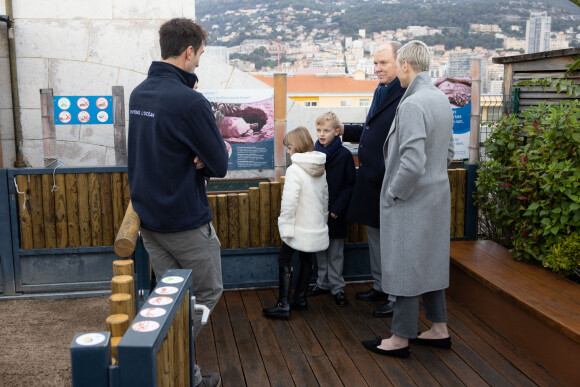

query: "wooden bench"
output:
448 240 580 386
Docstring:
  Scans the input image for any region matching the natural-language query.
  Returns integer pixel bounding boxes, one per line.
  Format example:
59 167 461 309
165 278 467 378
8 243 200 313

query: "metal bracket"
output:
0 15 11 27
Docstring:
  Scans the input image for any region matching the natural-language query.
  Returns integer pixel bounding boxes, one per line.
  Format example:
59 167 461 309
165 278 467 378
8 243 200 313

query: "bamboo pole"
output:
88 173 103 246
65 173 80 247
54 173 68 248
248 187 260 248
208 195 217 235
106 313 129 338
238 193 249 249
455 168 467 238
77 173 92 247
100 173 114 246
270 181 281 246
112 172 124 238
216 194 228 249
15 175 33 250
114 201 140 258
259 182 271 247
41 173 57 249
227 194 239 249
109 293 135 321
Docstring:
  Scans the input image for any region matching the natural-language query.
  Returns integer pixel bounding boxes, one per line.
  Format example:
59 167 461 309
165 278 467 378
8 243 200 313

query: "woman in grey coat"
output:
362 40 455 358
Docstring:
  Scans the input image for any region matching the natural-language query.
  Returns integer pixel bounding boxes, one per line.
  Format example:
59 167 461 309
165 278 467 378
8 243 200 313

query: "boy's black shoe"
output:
307 284 330 297
334 291 348 307
355 288 388 301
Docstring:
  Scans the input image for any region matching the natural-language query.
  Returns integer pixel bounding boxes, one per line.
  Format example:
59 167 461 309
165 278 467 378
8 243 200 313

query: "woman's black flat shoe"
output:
409 333 451 349
361 336 411 358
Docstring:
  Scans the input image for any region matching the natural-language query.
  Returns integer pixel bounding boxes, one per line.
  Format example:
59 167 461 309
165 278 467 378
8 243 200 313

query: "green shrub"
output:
475 100 580 278
543 233 580 277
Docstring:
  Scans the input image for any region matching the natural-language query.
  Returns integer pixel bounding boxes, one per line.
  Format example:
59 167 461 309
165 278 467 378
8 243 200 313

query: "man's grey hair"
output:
396 40 430 72
375 41 402 58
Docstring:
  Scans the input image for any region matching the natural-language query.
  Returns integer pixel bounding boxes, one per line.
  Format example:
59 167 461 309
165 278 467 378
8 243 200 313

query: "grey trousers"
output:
141 223 223 386
390 289 447 338
366 226 383 292
315 238 345 294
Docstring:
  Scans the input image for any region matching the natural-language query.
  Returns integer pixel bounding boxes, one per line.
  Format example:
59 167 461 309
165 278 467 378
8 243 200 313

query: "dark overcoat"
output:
342 79 405 228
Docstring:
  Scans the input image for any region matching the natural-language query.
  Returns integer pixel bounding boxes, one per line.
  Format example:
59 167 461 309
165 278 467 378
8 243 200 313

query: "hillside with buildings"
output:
197 0 579 95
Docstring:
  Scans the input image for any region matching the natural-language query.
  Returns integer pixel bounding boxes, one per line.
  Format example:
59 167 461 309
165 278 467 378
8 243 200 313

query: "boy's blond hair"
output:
315 111 340 130
283 126 314 153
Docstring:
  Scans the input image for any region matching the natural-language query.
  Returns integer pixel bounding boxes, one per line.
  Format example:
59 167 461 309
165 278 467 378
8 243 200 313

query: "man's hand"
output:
330 212 338 219
194 156 206 170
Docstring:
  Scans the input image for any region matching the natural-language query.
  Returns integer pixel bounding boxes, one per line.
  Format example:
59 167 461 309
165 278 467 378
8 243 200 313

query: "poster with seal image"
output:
433 77 471 159
201 89 274 170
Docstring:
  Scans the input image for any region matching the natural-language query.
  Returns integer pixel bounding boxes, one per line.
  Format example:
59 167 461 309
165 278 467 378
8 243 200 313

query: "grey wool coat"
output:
380 71 455 297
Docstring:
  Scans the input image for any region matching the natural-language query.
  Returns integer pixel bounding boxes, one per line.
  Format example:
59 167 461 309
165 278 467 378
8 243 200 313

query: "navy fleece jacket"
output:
128 61 228 232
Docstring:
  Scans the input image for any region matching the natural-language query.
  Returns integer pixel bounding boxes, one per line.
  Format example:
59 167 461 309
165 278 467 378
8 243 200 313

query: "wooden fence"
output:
15 169 467 250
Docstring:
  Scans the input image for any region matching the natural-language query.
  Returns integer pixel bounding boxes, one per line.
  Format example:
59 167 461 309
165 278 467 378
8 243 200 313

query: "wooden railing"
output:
16 169 468 251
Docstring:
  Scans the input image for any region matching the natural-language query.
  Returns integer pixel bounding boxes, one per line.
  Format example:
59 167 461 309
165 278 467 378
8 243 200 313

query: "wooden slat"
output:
122 172 131 213
448 170 457 238
454 169 466 238
227 194 239 250
259 182 271 247
249 187 260 248
77 173 92 247
238 193 250 249
15 175 33 250
54 173 68 248
41 174 57 249
216 194 228 249
64 173 80 248
100 173 114 246
88 173 103 246
111 172 124 238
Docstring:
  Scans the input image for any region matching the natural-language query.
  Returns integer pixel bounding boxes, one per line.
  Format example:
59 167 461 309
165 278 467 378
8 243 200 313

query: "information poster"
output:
434 77 471 159
54 96 113 125
201 89 274 170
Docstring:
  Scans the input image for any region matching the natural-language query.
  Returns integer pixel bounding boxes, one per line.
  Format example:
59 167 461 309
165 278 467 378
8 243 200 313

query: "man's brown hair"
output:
159 18 208 59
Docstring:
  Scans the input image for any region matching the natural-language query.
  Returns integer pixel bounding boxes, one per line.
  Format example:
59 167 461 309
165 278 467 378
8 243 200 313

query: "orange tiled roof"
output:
253 74 378 93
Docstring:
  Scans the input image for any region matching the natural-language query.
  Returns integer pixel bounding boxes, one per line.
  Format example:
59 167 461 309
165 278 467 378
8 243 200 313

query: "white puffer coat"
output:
278 151 329 252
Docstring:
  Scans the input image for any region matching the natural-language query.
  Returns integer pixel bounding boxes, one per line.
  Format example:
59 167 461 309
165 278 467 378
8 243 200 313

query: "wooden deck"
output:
194 282 560 386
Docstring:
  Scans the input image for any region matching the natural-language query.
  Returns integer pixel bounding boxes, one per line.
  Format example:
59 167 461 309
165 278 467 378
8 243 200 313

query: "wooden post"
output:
100 173 114 246
40 89 57 167
114 201 141 258
248 187 260 248
77 173 92 247
270 181 281 246
113 86 128 165
358 224 368 243
347 223 358 243
208 195 218 236
455 168 467 238
111 275 136 318
238 193 249 249
274 74 287 181
469 60 481 163
15 175 33 250
41 174 57 249
29 175 45 249
113 259 134 277
259 182 271 247
122 172 131 213
106 313 130 338
227 194 239 249
216 194 228 249
88 173 103 246
65 173 80 247
54 173 68 248
109 293 135 321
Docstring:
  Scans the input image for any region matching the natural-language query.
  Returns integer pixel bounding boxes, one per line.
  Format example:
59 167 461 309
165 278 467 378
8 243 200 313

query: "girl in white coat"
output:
263 127 329 318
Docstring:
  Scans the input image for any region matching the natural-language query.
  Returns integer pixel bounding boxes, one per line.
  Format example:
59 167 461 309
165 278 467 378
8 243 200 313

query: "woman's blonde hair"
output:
283 126 314 153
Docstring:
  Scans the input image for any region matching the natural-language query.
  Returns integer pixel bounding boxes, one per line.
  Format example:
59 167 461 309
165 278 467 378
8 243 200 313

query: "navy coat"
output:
342 79 405 228
315 137 356 239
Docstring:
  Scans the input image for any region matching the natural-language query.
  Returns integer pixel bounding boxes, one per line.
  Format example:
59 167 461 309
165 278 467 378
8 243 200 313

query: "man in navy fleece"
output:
128 18 227 387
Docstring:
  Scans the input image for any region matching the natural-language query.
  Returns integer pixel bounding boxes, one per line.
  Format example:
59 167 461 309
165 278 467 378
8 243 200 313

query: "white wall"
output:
0 0 367 177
